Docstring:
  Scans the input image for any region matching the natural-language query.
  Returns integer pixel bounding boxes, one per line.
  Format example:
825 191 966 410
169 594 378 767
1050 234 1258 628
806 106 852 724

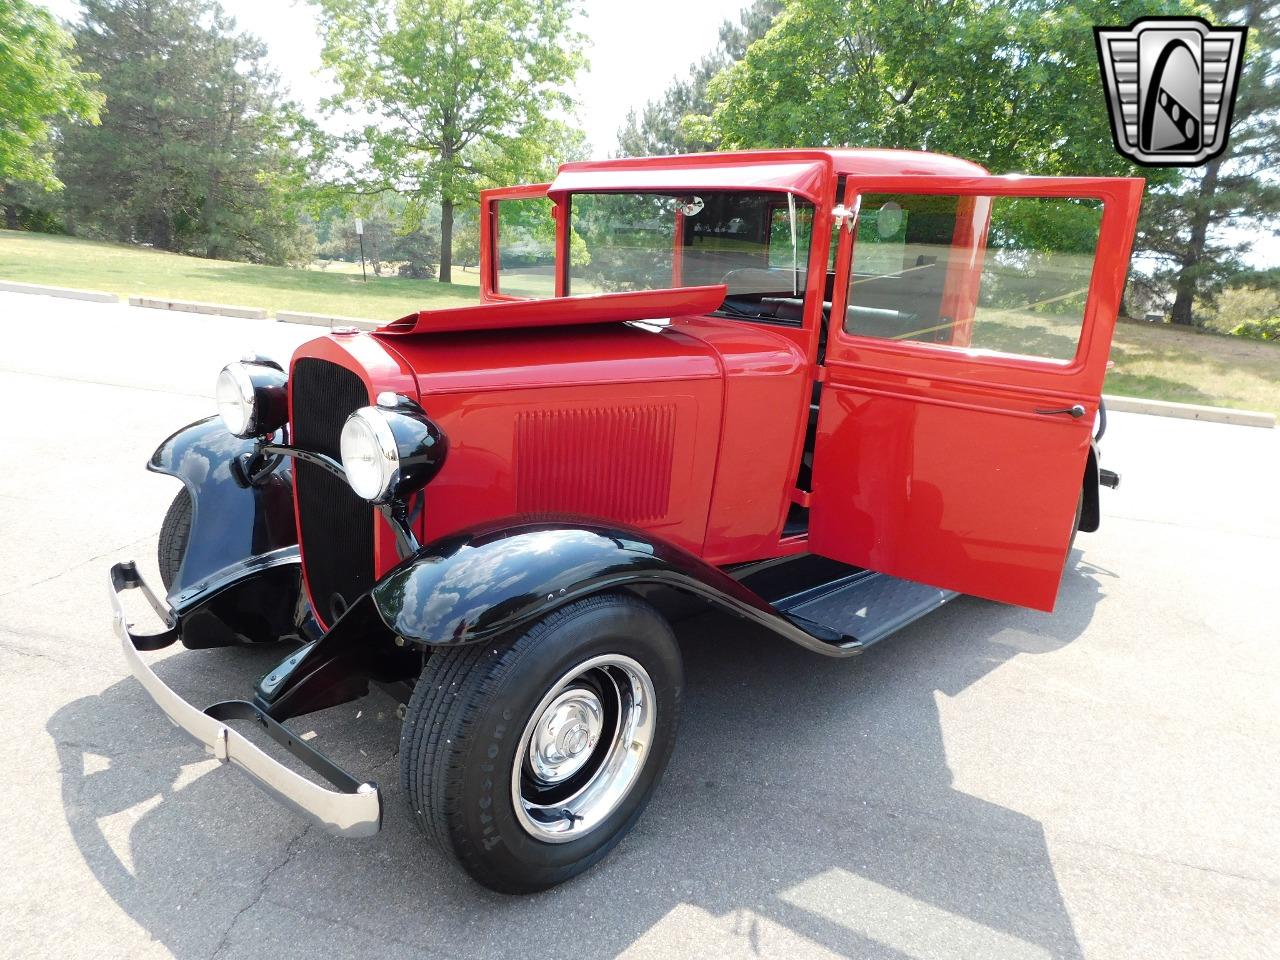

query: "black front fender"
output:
149 416 297 599
369 521 833 653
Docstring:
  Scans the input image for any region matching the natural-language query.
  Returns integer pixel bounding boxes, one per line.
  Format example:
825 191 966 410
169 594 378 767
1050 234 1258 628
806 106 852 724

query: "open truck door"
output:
809 174 1143 611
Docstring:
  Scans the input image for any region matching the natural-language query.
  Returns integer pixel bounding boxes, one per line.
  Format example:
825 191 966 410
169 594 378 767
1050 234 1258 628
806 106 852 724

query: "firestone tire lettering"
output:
398 592 682 893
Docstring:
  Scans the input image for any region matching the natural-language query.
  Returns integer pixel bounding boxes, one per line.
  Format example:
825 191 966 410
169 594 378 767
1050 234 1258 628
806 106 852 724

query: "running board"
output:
774 571 958 652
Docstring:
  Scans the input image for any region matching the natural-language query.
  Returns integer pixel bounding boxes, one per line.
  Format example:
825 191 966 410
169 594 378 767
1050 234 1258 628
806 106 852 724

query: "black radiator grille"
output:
291 357 374 624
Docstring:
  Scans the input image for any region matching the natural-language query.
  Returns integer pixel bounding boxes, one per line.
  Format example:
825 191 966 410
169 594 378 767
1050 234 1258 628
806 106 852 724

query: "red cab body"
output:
293 149 1142 614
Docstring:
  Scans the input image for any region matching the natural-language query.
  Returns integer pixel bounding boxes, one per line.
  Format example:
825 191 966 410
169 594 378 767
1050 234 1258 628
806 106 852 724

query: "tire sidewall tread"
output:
157 487 193 592
399 592 682 893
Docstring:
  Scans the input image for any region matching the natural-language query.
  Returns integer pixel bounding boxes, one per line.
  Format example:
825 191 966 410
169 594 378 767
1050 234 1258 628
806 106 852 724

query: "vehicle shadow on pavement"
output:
49 554 1104 960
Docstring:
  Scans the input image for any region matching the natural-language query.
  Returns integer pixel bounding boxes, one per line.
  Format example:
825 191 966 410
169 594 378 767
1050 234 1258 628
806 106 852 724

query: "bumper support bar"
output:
109 561 382 838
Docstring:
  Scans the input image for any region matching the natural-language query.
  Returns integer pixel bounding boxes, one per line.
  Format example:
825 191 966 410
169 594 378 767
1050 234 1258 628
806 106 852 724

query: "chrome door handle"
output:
1035 404 1086 418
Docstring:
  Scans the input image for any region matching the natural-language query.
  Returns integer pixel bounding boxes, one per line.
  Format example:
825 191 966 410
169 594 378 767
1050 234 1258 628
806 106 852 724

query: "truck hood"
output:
372 315 724 398
378 285 726 336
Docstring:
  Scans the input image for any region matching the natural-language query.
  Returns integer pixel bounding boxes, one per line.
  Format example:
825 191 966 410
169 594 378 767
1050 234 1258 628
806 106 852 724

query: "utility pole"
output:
355 218 367 282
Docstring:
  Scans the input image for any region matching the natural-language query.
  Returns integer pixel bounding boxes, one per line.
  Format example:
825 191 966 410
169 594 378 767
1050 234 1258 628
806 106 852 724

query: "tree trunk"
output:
2 183 18 230
439 199 454 284
1170 157 1222 326
149 210 173 250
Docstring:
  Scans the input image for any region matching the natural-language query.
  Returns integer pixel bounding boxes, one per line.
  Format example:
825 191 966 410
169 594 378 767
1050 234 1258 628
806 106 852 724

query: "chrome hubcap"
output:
527 688 604 784
513 654 656 843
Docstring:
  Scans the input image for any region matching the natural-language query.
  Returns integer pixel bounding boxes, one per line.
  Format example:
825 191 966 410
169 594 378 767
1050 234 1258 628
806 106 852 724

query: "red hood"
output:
377 285 726 336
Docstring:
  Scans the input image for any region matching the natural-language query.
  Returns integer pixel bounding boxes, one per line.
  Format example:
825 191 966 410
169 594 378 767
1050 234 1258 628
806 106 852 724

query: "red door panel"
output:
808 174 1143 611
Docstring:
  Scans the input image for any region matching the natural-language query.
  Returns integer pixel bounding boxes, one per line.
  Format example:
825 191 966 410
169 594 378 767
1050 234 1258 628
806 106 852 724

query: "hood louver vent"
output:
515 405 676 524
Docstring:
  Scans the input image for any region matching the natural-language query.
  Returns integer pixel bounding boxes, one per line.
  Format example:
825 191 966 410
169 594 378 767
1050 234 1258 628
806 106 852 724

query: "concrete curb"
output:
127 295 268 320
0 279 118 303
276 310 378 331
1103 394 1275 429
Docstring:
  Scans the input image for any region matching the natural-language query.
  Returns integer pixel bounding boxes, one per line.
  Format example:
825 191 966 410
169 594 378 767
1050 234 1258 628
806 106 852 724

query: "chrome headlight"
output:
215 359 287 438
339 393 447 503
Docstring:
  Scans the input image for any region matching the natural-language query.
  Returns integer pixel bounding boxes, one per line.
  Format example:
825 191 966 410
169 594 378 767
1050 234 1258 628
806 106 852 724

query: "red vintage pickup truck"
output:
110 148 1141 892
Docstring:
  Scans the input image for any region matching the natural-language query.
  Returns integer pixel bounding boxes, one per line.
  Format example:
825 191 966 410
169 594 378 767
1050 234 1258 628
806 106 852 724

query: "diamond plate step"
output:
777 572 957 649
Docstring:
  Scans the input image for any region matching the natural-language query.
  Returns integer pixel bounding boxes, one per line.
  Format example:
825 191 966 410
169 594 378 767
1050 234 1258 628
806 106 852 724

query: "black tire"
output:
157 487 193 592
400 592 682 893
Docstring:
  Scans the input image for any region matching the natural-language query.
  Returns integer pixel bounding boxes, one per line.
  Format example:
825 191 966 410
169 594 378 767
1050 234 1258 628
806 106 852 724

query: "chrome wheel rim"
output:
512 654 656 843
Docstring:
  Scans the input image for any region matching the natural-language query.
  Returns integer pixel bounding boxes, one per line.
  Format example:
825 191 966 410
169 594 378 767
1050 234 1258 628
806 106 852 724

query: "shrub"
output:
1207 286 1280 334
1230 316 1280 342
394 229 438 280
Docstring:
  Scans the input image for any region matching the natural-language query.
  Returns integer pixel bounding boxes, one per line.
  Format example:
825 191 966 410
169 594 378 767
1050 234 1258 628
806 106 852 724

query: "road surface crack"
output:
208 823 314 960
0 536 153 600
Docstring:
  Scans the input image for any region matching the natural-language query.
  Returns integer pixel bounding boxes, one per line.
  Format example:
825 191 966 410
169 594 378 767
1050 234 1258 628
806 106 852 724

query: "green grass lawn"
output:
2 229 1277 414
0 229 478 321
1105 318 1280 415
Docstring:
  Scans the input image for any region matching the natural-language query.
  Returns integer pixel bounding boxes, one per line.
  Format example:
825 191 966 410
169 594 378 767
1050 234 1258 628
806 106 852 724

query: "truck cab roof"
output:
550 148 990 202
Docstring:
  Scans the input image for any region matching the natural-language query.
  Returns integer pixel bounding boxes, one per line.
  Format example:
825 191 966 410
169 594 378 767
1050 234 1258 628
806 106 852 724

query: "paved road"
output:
1 291 1277 960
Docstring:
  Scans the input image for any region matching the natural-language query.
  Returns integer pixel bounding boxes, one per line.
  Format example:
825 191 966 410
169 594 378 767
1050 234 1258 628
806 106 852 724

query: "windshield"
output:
567 191 820 324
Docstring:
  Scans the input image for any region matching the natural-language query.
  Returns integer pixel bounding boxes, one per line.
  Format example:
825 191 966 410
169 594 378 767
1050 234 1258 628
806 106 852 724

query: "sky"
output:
37 0 749 157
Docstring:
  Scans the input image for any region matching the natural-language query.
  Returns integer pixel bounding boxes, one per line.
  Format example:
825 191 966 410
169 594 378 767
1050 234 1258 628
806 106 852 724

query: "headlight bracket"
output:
258 388 445 561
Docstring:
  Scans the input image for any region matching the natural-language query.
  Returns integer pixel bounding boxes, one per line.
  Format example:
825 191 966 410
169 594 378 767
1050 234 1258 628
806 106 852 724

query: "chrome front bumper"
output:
108 561 382 838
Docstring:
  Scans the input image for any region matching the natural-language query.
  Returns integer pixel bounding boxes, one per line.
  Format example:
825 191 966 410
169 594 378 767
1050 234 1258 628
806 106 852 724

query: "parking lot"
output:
0 290 1276 959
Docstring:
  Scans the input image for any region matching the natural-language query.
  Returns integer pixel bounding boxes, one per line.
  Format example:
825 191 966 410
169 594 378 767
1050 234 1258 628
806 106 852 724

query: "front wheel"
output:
399 593 682 893
157 487 193 592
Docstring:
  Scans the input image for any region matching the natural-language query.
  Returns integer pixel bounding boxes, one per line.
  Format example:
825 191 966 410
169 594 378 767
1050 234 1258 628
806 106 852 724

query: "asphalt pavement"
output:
0 290 1276 959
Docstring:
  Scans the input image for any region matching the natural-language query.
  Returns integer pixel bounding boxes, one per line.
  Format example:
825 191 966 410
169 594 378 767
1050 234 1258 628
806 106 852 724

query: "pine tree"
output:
614 0 782 158
1161 0 1279 325
57 0 312 264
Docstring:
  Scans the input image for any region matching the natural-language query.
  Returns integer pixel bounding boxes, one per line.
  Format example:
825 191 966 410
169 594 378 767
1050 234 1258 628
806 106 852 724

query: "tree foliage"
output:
0 0 102 196
309 0 587 282
56 0 314 264
317 198 442 279
680 0 1280 323
614 0 781 157
690 0 1195 178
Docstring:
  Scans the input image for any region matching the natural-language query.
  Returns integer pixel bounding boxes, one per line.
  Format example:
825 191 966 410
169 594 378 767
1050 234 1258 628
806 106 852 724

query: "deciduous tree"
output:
309 0 587 283
0 0 101 225
685 0 1280 319
691 0 1195 177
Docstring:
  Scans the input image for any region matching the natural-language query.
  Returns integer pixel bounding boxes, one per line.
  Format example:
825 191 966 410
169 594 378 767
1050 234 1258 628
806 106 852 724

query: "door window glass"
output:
845 194 1104 362
494 197 557 298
